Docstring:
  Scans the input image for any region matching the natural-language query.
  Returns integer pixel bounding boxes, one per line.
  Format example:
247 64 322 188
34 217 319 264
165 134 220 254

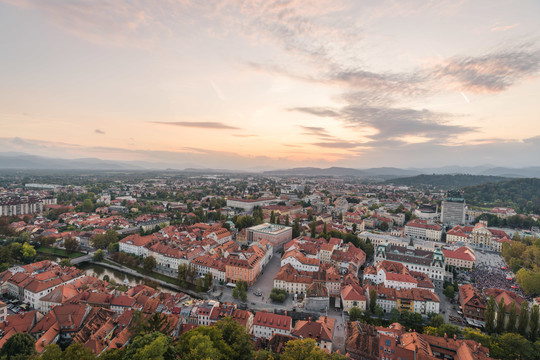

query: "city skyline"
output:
1 0 540 170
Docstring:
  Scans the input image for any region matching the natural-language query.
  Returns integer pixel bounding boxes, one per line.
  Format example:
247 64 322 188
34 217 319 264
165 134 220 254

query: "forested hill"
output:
385 174 508 189
463 178 540 214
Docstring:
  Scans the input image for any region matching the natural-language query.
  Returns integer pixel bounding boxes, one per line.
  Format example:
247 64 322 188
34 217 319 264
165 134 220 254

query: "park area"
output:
37 246 85 259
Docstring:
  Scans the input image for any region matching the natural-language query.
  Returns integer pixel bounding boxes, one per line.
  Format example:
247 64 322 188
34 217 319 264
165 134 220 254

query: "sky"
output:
1 0 540 170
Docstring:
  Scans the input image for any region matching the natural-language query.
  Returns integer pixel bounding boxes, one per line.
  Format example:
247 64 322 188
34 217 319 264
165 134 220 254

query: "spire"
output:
408 236 414 248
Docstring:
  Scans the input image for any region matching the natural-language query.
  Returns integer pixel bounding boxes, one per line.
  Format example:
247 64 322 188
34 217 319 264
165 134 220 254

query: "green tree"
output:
61 343 96 360
176 325 232 360
93 249 104 262
204 273 213 291
436 323 462 338
0 333 36 360
530 304 539 341
63 237 79 254
281 338 327 360
496 297 507 333
292 218 301 238
491 332 534 360
130 312 172 338
124 332 176 360
485 295 496 334
215 317 254 360
240 286 247 302
429 314 445 328
143 256 157 273
507 301 518 332
40 344 63 360
196 278 204 292
177 263 195 287
463 328 493 349
369 288 377 313
310 220 316 238
377 221 389 231
269 288 287 302
21 242 36 263
232 287 239 299
81 198 94 213
349 306 362 321
59 258 71 267
270 211 275 224
443 285 455 300
519 301 530 336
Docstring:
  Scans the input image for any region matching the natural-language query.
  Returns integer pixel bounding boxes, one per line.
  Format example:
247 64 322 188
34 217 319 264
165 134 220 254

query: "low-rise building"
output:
253 311 292 339
292 316 335 353
459 284 486 323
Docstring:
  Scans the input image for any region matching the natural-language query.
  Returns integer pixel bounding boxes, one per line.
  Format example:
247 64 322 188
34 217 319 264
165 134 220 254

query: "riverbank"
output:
91 259 204 299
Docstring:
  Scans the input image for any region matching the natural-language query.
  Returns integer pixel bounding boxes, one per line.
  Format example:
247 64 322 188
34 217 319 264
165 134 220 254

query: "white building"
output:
252 312 292 339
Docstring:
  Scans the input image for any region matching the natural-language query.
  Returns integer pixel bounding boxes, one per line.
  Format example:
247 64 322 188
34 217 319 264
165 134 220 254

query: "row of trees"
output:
484 296 540 340
232 280 248 302
0 315 348 360
501 239 540 295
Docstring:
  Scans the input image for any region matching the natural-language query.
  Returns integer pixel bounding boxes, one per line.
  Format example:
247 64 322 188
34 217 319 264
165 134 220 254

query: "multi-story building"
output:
442 247 476 270
404 220 442 242
292 316 335 353
246 223 292 248
253 311 292 339
226 198 278 212
341 284 367 312
191 255 227 283
441 192 466 226
225 254 261 286
281 249 320 272
0 195 45 216
374 238 449 290
118 234 153 256
459 284 486 323
367 285 440 315
0 301 6 322
446 222 511 252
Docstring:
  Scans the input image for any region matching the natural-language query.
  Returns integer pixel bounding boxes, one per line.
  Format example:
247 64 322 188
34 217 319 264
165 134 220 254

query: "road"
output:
70 251 96 265
212 250 348 353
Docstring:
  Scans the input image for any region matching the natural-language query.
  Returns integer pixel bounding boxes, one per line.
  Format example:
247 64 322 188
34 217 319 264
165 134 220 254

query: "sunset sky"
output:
1 0 539 170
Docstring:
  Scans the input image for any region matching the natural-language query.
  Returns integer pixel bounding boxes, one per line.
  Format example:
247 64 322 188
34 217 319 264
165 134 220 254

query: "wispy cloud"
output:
292 105 475 143
430 45 540 93
151 121 240 130
299 125 335 139
94 129 105 135
313 141 363 149
491 23 520 32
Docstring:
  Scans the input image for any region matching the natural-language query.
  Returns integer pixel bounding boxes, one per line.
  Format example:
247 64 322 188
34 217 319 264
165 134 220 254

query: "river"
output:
78 263 144 287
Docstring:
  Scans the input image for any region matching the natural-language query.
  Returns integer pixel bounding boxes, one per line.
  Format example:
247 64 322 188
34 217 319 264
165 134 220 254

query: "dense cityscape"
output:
2 0 540 359
0 171 538 359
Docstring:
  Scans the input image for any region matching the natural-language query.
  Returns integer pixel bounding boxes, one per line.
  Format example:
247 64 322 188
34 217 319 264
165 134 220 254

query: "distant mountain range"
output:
262 167 420 178
0 153 147 170
385 174 510 189
263 166 540 178
1 152 540 178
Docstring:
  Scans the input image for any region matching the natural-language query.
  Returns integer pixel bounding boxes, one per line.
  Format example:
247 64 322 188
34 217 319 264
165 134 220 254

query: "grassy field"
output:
37 246 85 259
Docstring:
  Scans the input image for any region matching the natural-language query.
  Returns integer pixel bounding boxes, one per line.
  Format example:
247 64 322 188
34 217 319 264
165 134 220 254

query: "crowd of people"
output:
468 254 531 301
